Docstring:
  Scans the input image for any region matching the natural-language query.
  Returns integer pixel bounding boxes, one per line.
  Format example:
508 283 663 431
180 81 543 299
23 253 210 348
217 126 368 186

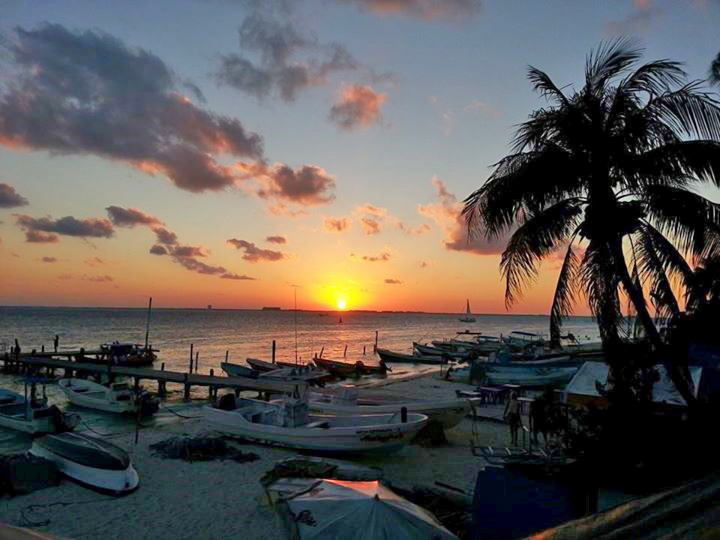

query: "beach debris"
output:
0 453 60 496
149 435 259 463
260 457 383 487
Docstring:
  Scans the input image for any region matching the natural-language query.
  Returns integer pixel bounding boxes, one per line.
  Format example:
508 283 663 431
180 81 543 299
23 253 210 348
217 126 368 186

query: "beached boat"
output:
204 395 427 454
221 362 259 379
307 387 474 429
247 357 314 373
58 378 159 416
502 331 545 351
459 299 476 323
82 342 156 367
0 385 80 435
30 432 139 495
483 366 578 387
376 348 447 365
313 356 387 377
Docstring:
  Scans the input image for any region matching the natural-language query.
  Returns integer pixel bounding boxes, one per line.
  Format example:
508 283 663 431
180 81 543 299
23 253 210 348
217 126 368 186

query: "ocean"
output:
0 306 600 453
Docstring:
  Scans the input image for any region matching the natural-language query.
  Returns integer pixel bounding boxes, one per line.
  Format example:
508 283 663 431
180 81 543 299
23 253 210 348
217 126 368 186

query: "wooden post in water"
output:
343 345 347 358
194 352 199 374
374 331 378 353
363 346 366 356
319 346 324 358
272 340 276 364
161 362 165 371
225 350 229 363
144 297 153 350
189 344 194 373
183 373 190 401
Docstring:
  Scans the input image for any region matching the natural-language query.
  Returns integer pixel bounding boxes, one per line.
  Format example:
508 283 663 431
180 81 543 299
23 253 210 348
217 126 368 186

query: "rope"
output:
159 403 202 419
20 497 115 527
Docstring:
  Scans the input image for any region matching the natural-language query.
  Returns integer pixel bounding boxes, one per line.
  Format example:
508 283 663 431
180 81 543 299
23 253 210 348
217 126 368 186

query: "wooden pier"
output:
1 354 307 401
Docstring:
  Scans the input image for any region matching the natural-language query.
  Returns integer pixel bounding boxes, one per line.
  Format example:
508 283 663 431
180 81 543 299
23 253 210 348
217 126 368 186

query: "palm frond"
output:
549 241 581 344
647 83 720 141
500 200 582 307
621 59 687 97
634 225 682 319
643 185 720 261
527 66 568 104
585 38 642 92
710 51 720 86
624 140 720 189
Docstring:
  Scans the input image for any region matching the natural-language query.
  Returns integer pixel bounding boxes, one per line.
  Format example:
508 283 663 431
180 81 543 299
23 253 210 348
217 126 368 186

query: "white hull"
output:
30 442 139 495
204 406 427 454
485 366 578 386
58 379 137 415
0 414 56 435
307 397 472 430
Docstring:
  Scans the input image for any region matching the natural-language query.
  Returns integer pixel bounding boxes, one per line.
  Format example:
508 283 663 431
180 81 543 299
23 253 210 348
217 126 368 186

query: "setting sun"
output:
336 297 348 310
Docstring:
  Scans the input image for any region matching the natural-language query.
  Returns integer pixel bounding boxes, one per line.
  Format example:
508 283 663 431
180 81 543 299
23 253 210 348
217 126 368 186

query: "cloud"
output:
0 24 264 193
237 162 336 206
106 206 163 227
360 218 381 235
266 235 287 244
606 1 662 35
227 238 287 262
0 183 28 208
149 244 168 255
221 272 256 280
83 274 114 283
336 0 481 19
362 252 391 262
418 176 509 255
324 217 351 232
355 203 430 236
329 85 386 130
15 214 114 242
85 256 104 267
420 261 428 268
40 256 57 263
384 278 402 284
152 227 178 246
215 12 358 101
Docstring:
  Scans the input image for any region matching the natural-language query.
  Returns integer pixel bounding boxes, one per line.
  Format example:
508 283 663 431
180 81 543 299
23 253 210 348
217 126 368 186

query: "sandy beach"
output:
0 374 514 539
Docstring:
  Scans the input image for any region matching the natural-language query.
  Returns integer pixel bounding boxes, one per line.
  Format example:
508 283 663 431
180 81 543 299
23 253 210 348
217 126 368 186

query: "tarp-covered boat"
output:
58 378 158 416
204 395 427 455
376 348 446 365
30 432 139 496
0 386 79 435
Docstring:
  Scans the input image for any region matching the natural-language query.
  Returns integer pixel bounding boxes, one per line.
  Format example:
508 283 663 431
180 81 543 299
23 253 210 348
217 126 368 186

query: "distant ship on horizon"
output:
262 306 282 311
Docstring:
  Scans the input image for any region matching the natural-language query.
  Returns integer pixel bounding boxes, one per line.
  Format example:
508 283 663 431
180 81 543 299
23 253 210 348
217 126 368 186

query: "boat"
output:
502 331 545 351
221 362 259 379
412 342 471 360
376 348 447 365
58 378 159 416
459 299 476 323
79 342 156 367
30 432 139 495
313 356 388 377
483 366 579 387
204 395 428 455
0 384 80 435
247 357 314 373
307 386 475 429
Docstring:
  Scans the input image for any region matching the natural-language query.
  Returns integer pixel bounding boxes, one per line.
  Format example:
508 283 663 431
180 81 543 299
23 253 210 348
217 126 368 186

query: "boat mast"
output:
144 297 153 350
294 286 298 365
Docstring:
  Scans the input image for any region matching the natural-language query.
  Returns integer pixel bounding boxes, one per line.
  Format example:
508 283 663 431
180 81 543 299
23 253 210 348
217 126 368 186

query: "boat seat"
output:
306 421 330 429
73 388 89 393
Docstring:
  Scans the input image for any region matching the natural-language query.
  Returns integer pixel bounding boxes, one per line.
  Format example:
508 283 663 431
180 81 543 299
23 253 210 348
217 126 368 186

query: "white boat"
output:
58 378 158 416
459 299 476 323
30 432 139 496
0 385 80 435
484 366 578 386
204 395 428 455
307 387 474 430
503 331 545 350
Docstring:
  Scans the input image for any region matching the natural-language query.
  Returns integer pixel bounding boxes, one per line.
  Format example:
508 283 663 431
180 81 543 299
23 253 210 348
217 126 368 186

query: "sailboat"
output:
459 299 476 323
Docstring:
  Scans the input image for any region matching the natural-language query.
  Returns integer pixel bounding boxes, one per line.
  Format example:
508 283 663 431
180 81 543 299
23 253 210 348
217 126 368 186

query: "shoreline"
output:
0 374 513 539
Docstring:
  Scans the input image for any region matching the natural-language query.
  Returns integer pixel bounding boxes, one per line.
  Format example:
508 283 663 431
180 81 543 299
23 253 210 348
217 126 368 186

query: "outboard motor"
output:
217 393 237 411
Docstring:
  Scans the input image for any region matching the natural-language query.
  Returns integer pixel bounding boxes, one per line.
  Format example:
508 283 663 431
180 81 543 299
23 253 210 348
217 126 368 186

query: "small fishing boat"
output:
459 299 476 323
221 362 259 379
483 366 579 387
0 384 80 435
503 331 545 351
313 356 388 377
247 357 314 373
376 348 447 365
58 379 159 416
204 395 427 455
412 342 470 361
308 387 475 429
30 432 139 495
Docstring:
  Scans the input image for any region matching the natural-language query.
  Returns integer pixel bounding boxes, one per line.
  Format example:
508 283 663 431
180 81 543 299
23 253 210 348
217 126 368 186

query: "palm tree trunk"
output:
611 241 698 409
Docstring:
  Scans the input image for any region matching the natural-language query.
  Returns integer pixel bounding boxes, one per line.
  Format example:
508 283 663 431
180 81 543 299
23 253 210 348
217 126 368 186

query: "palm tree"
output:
711 51 720 86
463 40 720 405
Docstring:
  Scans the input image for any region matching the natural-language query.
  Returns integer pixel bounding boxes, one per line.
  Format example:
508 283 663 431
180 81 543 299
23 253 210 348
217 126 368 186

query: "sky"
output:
1 0 719 313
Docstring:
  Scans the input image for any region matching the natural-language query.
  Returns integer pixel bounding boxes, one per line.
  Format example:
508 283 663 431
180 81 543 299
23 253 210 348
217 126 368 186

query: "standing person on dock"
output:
13 339 20 360
504 391 522 446
53 335 59 353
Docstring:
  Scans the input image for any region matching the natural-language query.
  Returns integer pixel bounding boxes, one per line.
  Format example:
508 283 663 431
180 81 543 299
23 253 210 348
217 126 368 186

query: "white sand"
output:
0 375 514 539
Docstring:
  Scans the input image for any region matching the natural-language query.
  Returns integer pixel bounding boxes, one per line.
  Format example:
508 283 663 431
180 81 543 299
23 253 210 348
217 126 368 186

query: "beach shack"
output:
564 361 702 411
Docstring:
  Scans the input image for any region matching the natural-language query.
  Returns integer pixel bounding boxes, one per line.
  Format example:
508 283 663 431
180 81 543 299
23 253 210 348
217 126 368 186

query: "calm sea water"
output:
0 307 600 453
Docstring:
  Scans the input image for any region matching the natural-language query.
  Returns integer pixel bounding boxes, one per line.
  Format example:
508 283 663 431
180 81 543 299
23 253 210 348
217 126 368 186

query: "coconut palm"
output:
463 40 720 404
711 51 720 86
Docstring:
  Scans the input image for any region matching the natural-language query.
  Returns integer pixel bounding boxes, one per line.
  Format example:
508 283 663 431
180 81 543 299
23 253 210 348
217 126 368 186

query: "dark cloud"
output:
329 85 386 130
335 0 481 19
385 278 402 284
152 227 179 246
15 214 114 242
221 272 256 280
418 177 509 255
362 252 391 262
266 235 287 244
40 256 57 263
360 218 381 235
0 24 263 193
215 12 358 101
106 206 163 227
227 238 287 262
324 217 351 232
0 183 28 208
149 244 168 255
237 162 335 206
